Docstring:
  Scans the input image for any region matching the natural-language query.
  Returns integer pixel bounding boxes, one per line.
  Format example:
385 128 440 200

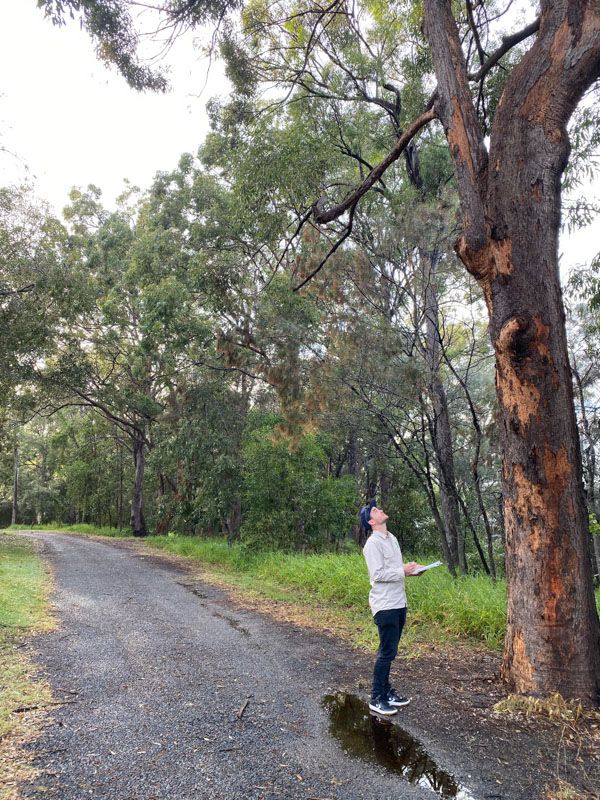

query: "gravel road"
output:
17 532 544 800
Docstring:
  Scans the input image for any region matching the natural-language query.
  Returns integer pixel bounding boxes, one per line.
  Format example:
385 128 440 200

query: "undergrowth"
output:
9 526 600 651
9 523 127 538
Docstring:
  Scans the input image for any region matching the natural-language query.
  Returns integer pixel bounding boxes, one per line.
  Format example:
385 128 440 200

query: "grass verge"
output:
9 523 127 539
145 535 508 650
0 533 55 800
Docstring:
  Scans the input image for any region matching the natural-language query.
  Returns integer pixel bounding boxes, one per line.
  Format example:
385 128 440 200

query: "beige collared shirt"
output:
363 530 407 616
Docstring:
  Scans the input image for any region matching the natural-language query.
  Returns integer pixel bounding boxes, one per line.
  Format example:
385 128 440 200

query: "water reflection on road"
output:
322 693 475 799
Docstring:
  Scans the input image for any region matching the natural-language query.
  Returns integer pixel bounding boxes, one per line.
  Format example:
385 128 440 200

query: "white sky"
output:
0 0 227 210
1 0 599 274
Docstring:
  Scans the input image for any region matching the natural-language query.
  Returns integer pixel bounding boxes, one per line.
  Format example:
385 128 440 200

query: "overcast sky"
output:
1 0 598 275
1 0 226 210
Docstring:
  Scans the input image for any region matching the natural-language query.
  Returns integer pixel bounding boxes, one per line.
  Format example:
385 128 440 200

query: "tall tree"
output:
419 0 600 703
41 186 210 536
36 0 600 701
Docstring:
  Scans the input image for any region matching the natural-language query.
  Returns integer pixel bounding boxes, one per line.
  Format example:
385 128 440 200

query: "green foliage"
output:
0 185 72 401
241 417 359 550
38 0 168 91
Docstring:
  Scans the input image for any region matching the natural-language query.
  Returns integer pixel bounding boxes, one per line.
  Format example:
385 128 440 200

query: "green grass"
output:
8 522 128 538
146 535 509 649
0 533 54 797
0 535 52 630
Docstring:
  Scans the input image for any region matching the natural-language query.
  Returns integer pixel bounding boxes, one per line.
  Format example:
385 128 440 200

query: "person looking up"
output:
360 500 423 716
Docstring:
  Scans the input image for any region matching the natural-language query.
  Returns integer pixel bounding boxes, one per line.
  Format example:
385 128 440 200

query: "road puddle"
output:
322 693 474 798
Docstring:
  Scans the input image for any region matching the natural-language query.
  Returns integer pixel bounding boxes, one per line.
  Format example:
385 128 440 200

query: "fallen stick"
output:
236 698 250 719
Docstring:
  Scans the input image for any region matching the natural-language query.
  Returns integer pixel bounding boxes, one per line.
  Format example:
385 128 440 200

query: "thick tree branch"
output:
423 0 488 251
311 108 436 225
293 204 356 291
468 18 540 82
0 283 35 297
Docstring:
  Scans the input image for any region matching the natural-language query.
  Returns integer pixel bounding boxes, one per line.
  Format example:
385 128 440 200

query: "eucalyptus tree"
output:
42 186 211 536
0 185 72 403
304 0 600 701
35 0 600 700
240 0 600 700
0 185 77 525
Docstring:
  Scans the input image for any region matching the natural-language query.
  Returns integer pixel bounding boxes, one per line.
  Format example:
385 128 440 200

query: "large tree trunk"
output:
572 357 600 581
130 432 147 537
424 0 600 701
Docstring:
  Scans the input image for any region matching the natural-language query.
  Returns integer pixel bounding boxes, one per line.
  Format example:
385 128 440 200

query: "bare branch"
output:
293 205 357 291
311 108 436 225
468 18 540 82
0 283 35 297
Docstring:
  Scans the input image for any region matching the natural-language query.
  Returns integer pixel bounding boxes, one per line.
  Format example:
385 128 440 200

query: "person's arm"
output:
364 540 404 582
403 561 425 576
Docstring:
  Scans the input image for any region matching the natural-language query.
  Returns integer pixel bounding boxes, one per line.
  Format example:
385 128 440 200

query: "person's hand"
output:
403 562 423 576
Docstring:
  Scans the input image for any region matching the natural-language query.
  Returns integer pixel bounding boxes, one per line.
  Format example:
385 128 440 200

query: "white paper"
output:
412 560 443 575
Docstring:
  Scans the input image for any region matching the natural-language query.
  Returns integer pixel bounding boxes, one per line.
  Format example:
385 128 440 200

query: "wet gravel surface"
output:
17 533 573 800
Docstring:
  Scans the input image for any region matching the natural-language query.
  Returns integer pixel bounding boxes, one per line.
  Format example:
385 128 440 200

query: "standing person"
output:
361 500 423 716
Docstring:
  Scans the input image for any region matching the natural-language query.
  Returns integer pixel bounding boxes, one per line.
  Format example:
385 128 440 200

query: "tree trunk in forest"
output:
379 471 392 509
117 442 124 530
446 347 498 578
130 432 147 537
155 474 172 536
226 495 242 544
422 250 465 574
11 446 19 526
572 357 600 581
424 0 600 701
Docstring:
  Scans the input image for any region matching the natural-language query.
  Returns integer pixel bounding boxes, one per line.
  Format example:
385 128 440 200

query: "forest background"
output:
2 0 600 692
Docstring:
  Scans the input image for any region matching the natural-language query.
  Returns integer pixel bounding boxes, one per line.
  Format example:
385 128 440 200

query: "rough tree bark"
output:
423 0 600 701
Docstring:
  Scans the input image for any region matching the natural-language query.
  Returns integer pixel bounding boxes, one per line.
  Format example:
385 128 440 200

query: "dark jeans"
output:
371 607 406 702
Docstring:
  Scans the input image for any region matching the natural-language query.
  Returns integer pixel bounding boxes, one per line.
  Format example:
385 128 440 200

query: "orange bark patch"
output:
448 95 476 181
511 629 534 693
496 318 541 428
533 316 552 362
521 20 571 128
543 445 571 491
505 446 573 622
456 236 514 316
510 465 545 554
507 446 571 538
495 315 557 428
